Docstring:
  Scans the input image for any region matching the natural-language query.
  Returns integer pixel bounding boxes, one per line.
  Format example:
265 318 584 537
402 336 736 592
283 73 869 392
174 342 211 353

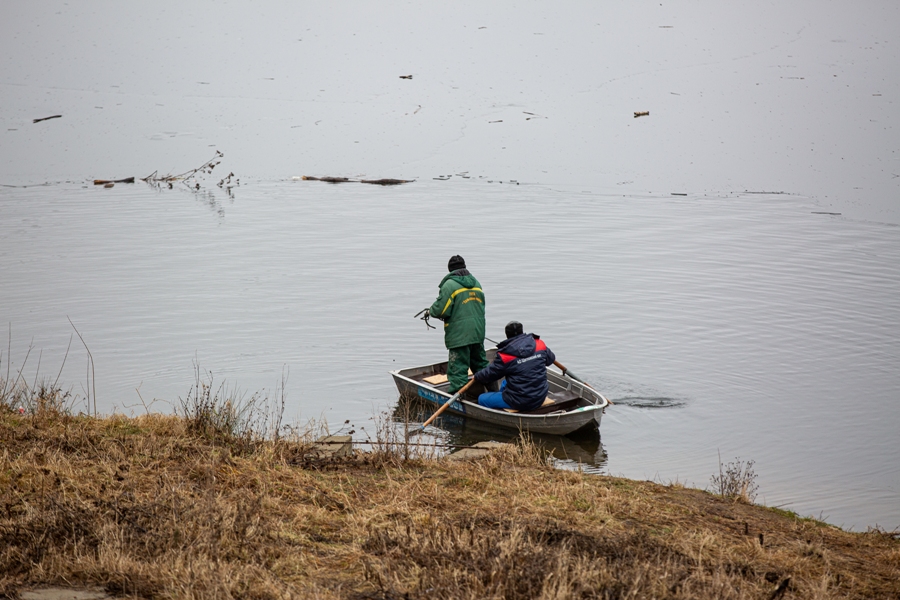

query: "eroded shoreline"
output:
1 408 898 599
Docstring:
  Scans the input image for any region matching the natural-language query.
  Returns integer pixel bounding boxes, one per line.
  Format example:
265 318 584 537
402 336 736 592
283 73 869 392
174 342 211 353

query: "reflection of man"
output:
427 255 487 393
474 321 556 412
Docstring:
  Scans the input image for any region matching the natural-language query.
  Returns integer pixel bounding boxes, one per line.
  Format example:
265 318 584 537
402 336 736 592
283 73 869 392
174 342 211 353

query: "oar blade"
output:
405 425 425 439
407 378 476 439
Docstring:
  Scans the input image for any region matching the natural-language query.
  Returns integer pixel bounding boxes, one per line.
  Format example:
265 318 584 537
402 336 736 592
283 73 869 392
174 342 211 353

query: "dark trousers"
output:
447 343 488 393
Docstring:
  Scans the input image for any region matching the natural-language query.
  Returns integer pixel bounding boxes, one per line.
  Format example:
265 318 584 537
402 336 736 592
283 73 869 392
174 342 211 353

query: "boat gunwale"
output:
389 360 609 419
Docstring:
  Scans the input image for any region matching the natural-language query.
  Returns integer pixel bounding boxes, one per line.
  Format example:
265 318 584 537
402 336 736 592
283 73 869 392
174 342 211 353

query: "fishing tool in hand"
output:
414 308 436 329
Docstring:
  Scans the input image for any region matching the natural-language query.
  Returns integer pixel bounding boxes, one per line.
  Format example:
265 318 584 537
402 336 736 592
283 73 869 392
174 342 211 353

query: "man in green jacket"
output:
428 255 488 393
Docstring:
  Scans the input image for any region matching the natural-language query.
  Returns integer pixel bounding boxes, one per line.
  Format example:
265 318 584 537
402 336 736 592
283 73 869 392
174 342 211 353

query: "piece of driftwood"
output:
93 177 135 185
360 178 413 185
300 176 413 185
634 111 650 118
33 115 62 123
399 74 413 79
302 176 351 183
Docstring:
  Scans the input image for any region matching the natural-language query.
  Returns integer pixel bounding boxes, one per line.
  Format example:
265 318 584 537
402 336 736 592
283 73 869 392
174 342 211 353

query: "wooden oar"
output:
554 360 614 406
414 377 477 433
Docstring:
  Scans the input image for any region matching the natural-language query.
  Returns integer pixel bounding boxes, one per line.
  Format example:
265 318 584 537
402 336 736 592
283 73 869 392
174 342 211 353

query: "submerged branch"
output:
142 150 233 185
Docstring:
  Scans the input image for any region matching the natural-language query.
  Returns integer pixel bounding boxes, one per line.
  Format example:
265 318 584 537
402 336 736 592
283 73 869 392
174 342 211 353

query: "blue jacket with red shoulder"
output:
474 333 556 411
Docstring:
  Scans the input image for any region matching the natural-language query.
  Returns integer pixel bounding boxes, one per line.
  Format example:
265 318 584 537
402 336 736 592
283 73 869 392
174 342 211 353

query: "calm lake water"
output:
3 180 898 531
2 1 898 531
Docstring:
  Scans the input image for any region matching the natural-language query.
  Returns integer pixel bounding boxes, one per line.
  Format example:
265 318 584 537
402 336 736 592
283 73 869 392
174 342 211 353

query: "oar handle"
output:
421 377 477 429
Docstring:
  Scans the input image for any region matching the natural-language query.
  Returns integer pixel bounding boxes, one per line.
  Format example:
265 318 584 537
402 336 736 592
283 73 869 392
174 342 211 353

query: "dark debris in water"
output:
93 177 135 185
301 176 413 185
360 178 414 185
302 176 351 183
613 396 686 409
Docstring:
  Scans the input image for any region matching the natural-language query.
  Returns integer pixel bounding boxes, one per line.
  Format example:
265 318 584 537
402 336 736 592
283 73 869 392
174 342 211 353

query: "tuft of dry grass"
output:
711 454 759 504
0 396 898 599
0 376 77 419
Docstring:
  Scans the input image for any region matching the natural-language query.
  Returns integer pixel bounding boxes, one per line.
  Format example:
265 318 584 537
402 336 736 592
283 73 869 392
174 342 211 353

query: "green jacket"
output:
429 270 486 349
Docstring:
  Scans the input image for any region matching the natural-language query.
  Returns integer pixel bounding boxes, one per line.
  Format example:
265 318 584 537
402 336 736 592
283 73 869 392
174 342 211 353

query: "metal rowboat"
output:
390 350 609 437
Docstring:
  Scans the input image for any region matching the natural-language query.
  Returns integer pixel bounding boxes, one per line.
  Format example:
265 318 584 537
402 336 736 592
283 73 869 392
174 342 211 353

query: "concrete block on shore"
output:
447 441 512 461
313 435 353 458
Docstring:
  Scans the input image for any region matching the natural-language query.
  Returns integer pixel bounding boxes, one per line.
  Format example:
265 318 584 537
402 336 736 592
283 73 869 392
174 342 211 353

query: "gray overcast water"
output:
2 2 898 531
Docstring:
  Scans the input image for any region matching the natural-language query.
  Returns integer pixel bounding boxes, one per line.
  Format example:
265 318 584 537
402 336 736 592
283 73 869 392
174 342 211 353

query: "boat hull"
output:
390 356 608 436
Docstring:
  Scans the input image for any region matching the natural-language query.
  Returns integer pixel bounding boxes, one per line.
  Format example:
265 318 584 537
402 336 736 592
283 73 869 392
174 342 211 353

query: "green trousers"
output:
447 343 488 393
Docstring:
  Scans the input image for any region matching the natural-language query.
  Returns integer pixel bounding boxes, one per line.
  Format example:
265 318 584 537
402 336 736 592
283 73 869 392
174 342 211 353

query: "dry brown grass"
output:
0 400 898 599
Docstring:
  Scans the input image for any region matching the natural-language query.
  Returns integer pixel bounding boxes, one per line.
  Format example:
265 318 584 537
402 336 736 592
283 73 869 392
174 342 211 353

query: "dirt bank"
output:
1 409 897 599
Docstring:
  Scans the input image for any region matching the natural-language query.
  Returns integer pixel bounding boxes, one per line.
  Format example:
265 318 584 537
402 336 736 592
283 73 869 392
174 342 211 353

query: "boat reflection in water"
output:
392 396 608 474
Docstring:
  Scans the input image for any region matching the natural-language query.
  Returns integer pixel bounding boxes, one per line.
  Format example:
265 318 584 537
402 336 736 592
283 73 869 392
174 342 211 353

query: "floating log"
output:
33 115 62 123
360 178 413 185
300 176 413 185
93 177 135 185
302 176 351 183
634 111 650 118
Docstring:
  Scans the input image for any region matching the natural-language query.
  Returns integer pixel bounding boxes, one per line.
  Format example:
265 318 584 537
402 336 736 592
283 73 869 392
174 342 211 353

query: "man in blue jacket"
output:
473 321 556 411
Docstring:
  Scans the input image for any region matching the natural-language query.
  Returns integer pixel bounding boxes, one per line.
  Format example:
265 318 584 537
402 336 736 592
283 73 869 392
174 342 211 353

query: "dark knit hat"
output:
448 255 466 271
505 321 524 339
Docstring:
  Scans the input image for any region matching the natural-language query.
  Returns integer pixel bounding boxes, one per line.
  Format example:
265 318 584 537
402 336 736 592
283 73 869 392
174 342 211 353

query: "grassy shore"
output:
1 397 898 599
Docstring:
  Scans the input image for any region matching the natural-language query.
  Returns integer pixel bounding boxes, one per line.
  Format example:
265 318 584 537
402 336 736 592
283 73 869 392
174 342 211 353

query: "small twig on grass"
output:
718 449 724 496
866 525 900 540
68 317 96 416
12 339 35 397
3 324 10 400
32 349 42 395
53 334 73 391
133 382 168 415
